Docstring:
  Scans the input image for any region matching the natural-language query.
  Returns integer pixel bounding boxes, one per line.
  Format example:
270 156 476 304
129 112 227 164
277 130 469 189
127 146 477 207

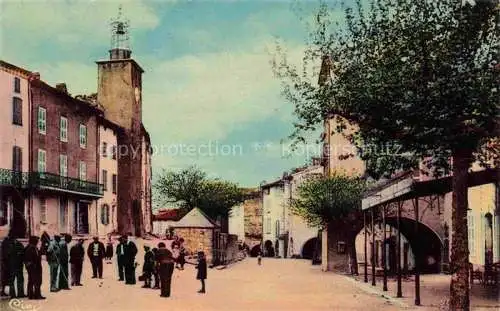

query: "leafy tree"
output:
154 166 206 209
154 166 245 220
273 0 498 309
198 180 245 219
291 173 366 273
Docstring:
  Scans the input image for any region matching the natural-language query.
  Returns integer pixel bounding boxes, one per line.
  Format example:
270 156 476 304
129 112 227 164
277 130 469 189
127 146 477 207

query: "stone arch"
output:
250 244 261 257
301 237 319 260
264 240 274 257
385 216 443 273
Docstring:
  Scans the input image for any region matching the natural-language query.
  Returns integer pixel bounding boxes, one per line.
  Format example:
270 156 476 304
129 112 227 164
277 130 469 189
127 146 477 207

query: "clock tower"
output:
96 7 146 236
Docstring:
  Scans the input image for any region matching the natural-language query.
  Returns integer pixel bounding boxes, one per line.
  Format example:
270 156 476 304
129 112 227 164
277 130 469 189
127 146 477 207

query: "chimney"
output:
56 83 67 93
30 72 41 81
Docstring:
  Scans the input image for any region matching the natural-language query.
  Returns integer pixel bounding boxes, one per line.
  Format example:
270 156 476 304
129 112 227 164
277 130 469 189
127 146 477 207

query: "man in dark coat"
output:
156 242 174 297
70 239 84 286
123 234 138 285
24 236 45 300
58 234 71 290
116 236 126 281
1 234 12 297
8 235 26 298
87 236 105 279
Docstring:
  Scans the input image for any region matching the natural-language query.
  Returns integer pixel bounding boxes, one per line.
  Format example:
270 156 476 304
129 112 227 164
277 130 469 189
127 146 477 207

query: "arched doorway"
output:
301 237 318 260
250 244 261 257
264 240 274 257
385 217 443 274
484 213 493 266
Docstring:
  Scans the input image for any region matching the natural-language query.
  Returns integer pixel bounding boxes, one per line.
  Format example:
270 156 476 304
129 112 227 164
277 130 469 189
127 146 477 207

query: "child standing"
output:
257 249 262 265
105 236 114 264
195 251 207 293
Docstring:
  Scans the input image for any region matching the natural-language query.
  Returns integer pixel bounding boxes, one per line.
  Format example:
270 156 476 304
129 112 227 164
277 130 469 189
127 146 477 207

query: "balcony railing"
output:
0 168 103 197
30 172 104 196
0 168 29 188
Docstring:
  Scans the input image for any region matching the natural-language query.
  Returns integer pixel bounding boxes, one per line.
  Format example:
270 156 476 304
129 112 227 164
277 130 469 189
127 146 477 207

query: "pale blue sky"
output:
1 0 344 187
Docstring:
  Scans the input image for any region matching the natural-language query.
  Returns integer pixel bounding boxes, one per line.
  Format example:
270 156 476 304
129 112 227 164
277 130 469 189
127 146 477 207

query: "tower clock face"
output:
134 87 141 103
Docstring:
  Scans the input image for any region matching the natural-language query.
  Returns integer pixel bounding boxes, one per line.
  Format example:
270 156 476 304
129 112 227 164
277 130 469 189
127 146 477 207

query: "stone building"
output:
95 10 152 236
228 188 262 252
153 207 221 264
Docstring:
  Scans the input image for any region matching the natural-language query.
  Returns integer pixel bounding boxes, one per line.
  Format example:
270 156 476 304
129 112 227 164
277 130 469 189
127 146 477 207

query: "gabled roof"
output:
172 207 219 228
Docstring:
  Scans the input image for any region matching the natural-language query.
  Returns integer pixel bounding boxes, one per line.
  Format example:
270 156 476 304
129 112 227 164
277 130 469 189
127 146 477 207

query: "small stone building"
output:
153 207 220 264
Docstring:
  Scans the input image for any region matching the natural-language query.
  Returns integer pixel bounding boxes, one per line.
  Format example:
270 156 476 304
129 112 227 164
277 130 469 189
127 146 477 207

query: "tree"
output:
273 1 498 309
291 173 366 273
198 179 245 219
154 166 206 209
154 166 245 220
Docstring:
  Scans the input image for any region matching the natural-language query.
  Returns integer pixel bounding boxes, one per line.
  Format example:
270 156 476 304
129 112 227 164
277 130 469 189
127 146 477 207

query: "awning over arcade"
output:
362 168 498 210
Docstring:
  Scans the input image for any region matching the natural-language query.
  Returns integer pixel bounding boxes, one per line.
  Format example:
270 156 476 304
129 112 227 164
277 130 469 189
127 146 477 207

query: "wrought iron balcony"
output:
29 172 104 197
0 168 29 188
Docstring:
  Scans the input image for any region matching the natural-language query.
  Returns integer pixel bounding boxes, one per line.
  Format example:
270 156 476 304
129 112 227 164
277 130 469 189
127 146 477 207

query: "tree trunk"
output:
348 235 359 275
449 149 472 311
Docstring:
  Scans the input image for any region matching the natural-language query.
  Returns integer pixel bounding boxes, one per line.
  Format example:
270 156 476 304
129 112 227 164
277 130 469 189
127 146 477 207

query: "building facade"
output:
0 61 31 239
261 162 323 259
29 79 103 237
96 117 121 235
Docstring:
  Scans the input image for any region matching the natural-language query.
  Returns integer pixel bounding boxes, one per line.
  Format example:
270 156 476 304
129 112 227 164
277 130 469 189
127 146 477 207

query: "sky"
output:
1 0 342 188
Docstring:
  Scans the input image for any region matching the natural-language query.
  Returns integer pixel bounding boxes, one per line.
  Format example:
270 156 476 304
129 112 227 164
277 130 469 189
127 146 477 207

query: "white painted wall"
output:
228 204 245 242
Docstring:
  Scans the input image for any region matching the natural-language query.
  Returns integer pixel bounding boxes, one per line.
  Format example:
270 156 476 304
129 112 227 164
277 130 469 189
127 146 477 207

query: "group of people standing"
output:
138 236 207 297
1 232 208 301
0 233 84 300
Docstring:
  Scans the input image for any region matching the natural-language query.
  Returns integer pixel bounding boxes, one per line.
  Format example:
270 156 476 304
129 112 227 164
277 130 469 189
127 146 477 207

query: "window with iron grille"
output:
12 97 22 125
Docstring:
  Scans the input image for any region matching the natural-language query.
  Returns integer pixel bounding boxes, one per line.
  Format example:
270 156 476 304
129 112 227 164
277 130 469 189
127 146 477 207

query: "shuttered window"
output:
38 149 46 173
12 146 22 172
38 107 46 134
60 154 68 177
14 77 20 93
12 97 22 125
60 117 68 142
112 174 117 194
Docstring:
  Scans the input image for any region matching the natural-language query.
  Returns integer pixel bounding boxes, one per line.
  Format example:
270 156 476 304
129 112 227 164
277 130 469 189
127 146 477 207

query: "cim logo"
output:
8 299 41 311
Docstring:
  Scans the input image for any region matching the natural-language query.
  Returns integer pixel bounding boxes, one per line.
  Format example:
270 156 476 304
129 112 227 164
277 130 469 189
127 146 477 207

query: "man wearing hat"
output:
87 236 105 279
24 236 45 300
70 238 85 286
142 245 155 288
123 233 138 285
156 242 174 297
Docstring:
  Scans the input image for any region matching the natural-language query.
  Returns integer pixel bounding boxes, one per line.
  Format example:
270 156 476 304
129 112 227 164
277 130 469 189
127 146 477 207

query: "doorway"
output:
74 201 89 234
133 200 141 237
484 213 493 266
